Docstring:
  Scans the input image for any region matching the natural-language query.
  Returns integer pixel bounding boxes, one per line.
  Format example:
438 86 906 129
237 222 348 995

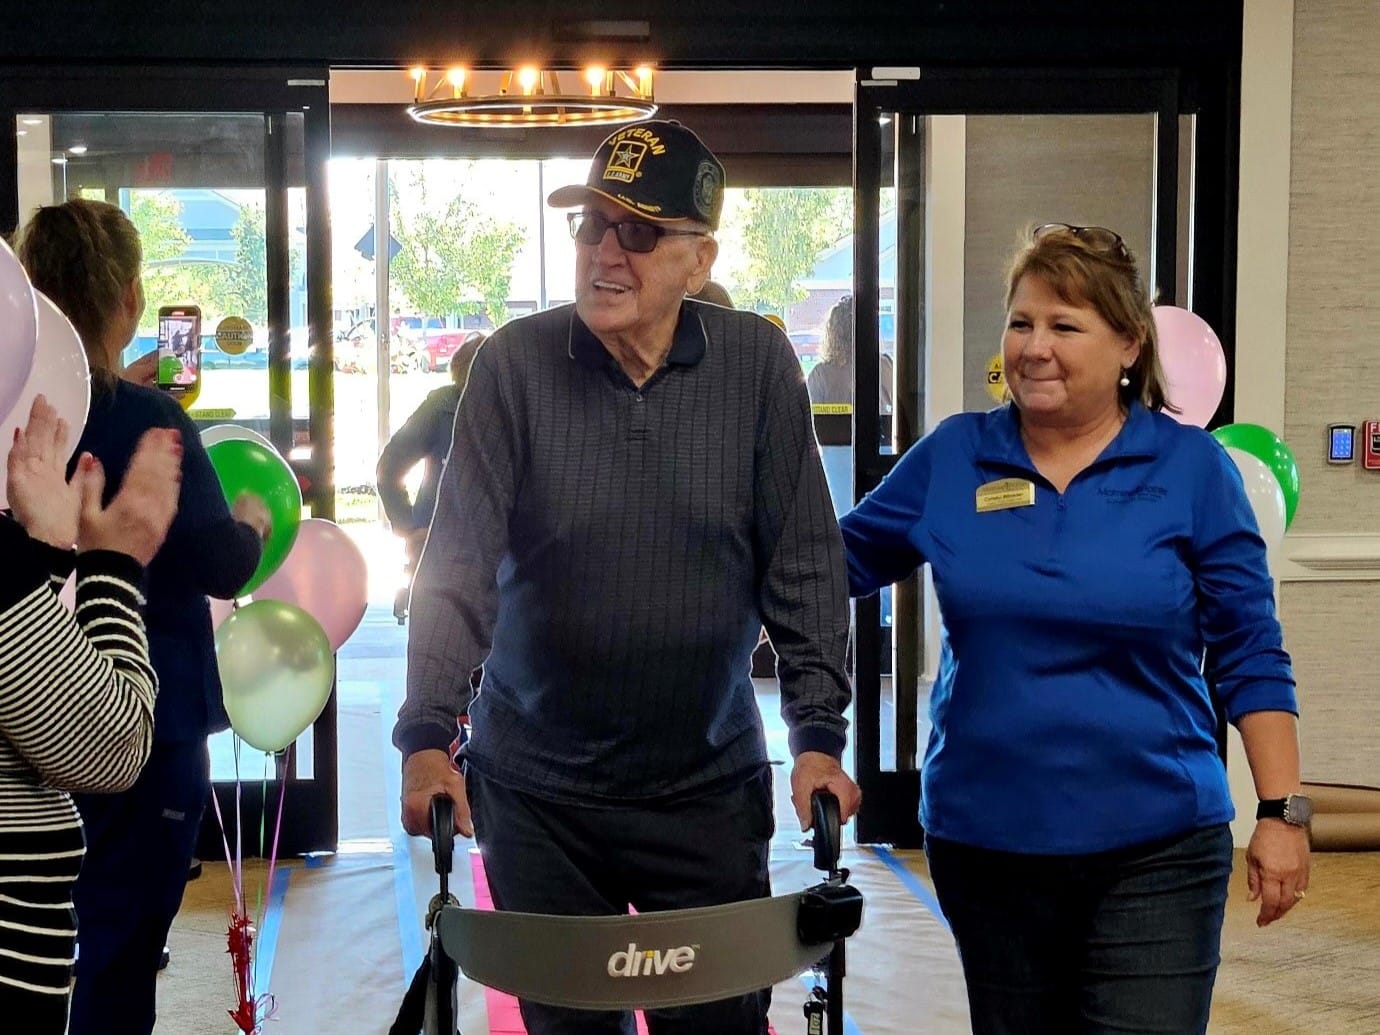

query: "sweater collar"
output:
567 304 708 372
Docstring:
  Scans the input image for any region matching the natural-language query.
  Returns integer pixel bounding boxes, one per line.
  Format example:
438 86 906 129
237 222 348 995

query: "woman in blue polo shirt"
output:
839 224 1308 1034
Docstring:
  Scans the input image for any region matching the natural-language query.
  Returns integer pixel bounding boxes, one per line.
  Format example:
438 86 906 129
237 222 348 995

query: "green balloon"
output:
215 600 335 753
1211 423 1300 528
206 438 303 595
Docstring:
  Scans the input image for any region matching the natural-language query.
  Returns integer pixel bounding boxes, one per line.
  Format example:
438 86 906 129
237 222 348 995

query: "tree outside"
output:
128 191 272 330
388 165 525 330
727 188 852 318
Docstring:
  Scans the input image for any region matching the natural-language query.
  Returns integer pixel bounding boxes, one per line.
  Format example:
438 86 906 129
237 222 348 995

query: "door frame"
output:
0 67 340 856
849 66 1238 846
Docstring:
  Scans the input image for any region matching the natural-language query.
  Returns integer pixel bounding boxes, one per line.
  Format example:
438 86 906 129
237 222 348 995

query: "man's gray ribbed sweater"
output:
394 300 851 803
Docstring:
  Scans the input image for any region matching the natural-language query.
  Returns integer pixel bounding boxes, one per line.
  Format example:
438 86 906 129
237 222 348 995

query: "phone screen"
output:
157 307 202 395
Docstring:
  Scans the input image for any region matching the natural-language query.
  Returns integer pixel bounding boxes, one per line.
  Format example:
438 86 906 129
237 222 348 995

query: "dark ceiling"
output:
2 1 1241 70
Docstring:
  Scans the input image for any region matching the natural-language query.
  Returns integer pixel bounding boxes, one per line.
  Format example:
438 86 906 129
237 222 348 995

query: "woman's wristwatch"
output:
1256 793 1313 827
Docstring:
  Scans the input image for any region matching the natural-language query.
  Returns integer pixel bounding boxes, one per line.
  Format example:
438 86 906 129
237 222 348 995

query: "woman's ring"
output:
1294 890 1306 901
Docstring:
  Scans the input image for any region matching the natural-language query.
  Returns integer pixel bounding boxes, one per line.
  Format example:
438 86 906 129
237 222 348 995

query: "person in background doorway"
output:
0 397 180 1031
376 333 485 621
838 223 1307 1035
805 293 894 414
395 119 860 1035
18 199 271 1035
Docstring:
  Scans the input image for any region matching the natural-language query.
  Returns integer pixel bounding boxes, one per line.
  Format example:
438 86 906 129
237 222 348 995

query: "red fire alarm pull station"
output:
1364 420 1380 470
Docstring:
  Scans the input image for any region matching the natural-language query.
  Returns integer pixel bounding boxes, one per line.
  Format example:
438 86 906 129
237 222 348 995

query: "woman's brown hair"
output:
1005 225 1173 413
16 199 143 385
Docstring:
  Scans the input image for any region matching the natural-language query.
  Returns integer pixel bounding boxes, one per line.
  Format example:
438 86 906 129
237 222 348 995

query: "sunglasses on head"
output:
568 211 711 254
1033 222 1130 259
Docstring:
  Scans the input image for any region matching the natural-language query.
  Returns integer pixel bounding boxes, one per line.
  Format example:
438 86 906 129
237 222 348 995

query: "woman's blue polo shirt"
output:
839 402 1297 854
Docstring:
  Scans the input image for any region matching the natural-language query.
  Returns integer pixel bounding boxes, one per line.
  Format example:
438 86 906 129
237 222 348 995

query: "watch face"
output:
1284 794 1313 826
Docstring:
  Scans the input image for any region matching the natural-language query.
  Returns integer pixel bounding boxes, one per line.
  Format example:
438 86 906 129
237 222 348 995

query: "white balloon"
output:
0 292 92 508
0 237 39 425
1226 447 1286 553
199 423 277 453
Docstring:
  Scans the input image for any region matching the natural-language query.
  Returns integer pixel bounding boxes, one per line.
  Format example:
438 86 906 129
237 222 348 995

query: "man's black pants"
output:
467 764 775 1035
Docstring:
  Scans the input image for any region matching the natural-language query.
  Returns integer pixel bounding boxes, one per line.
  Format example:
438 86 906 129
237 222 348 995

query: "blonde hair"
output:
819 294 853 366
17 199 143 385
1005 226 1172 413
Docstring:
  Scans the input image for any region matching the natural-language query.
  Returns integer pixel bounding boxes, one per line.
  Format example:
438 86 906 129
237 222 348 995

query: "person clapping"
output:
0 395 181 1028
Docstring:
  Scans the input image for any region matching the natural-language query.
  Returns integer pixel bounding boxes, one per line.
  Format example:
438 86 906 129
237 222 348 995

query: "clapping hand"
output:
7 395 84 548
77 427 183 565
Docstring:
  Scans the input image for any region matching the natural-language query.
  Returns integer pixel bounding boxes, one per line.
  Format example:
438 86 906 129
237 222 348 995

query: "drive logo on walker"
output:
607 942 697 977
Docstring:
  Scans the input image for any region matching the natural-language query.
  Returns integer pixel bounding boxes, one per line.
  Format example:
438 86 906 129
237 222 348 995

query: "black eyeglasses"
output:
1033 222 1130 259
568 211 711 254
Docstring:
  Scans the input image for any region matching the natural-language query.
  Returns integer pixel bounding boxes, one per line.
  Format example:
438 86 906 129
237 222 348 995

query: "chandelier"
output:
406 66 658 128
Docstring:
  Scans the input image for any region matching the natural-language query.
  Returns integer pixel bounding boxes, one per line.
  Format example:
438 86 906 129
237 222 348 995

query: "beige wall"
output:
961 114 1156 412
1285 0 1380 534
1276 0 1380 788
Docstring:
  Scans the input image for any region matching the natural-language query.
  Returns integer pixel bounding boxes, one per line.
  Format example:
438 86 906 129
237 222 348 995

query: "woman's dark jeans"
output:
926 823 1233 1035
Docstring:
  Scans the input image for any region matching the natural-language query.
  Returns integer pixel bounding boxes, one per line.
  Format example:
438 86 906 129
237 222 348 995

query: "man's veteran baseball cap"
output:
547 120 725 230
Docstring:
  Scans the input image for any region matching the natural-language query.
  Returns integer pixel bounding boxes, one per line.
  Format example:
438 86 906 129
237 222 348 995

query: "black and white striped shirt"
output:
397 301 851 803
0 517 156 1001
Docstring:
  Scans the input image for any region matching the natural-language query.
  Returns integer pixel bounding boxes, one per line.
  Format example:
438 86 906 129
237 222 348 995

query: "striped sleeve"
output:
0 536 158 794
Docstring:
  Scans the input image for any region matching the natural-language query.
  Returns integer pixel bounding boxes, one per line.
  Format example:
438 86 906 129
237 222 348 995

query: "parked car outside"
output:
421 329 487 372
788 329 822 368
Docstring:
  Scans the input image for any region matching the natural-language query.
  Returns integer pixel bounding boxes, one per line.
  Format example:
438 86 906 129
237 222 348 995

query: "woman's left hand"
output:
121 348 159 387
6 394 83 548
1246 820 1311 927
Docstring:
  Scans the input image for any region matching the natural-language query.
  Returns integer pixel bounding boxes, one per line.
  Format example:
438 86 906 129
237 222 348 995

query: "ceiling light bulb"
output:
447 68 466 87
517 67 540 94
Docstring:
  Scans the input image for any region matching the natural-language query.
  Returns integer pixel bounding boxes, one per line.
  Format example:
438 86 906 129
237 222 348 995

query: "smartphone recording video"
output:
157 305 202 398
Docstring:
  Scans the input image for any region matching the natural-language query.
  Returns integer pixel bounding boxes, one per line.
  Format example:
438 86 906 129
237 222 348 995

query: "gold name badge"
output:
975 477 1036 513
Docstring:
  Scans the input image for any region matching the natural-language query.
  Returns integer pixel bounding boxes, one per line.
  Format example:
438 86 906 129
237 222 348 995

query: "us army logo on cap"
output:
602 126 668 184
975 477 1035 513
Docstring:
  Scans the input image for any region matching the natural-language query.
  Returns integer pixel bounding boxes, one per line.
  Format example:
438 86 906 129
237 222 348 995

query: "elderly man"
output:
394 119 859 1035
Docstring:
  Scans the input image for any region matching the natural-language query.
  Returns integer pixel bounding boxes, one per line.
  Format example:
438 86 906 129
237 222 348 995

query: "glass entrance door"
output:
3 72 337 856
849 69 1206 846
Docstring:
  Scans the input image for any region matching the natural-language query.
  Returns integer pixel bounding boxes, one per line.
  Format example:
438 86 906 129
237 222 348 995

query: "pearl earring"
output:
1119 372 1130 387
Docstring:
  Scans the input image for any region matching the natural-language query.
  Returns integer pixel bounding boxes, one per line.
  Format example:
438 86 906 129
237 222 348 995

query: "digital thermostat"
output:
1328 423 1355 464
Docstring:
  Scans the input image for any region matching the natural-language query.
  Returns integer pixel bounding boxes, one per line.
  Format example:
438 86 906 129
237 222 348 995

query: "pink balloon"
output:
251 519 367 651
57 575 75 613
0 238 39 424
0 292 92 508
1152 306 1226 429
209 596 236 631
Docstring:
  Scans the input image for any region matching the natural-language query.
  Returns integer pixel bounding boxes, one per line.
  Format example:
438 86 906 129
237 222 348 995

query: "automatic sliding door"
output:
852 70 1187 847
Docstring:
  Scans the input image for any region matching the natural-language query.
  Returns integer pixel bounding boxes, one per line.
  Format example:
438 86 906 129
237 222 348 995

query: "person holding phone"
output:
17 199 273 1035
0 396 181 1029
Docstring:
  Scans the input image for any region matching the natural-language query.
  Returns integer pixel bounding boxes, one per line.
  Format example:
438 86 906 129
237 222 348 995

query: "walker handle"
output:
811 790 842 873
431 793 455 881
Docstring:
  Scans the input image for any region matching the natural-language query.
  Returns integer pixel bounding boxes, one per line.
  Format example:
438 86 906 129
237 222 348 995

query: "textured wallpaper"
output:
1282 0 1380 789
